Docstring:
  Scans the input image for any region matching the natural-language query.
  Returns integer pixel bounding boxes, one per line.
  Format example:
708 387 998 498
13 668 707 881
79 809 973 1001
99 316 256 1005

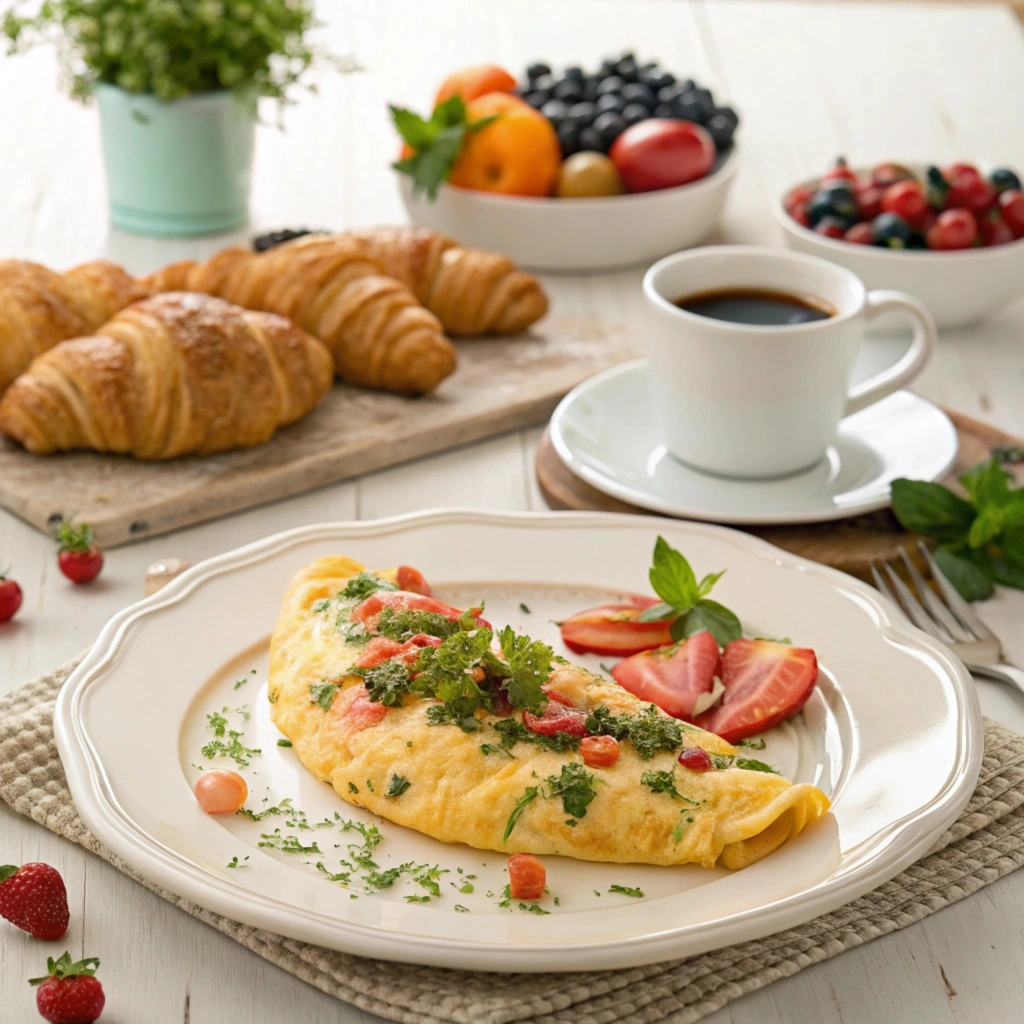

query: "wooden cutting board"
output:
0 316 641 547
536 410 1024 581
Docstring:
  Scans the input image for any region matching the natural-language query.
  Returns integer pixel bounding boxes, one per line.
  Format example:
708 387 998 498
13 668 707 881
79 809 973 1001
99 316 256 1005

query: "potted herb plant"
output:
2 1 346 237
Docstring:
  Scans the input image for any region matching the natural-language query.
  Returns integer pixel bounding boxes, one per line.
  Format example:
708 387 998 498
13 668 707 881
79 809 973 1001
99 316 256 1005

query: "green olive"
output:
556 152 626 198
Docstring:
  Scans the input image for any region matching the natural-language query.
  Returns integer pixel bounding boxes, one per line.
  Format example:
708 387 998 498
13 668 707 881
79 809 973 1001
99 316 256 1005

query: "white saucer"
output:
549 360 959 526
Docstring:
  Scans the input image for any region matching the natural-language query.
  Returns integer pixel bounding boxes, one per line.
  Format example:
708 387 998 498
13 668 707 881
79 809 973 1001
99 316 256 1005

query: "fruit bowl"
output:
398 147 738 273
774 164 1024 329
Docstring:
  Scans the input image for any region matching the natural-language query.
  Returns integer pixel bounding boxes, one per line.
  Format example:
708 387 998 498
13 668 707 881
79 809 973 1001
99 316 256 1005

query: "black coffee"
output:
674 288 835 326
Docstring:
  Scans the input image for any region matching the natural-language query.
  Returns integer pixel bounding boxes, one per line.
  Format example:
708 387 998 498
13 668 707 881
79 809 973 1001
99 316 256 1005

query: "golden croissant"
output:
0 258 150 396
343 226 548 336
0 292 334 459
142 236 456 395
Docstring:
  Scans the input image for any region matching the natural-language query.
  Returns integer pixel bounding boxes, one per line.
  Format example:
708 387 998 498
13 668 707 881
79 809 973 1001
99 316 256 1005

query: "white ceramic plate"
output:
54 511 980 972
397 148 738 272
550 360 958 525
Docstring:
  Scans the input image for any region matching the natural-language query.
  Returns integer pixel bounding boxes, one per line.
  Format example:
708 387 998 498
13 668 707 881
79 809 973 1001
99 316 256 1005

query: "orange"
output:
449 92 561 197
434 64 517 106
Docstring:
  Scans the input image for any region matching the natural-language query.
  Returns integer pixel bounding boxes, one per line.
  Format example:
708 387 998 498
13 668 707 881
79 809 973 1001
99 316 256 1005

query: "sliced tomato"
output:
522 700 588 738
341 687 390 731
396 565 432 596
352 590 490 629
508 853 546 899
693 639 818 743
353 633 441 669
611 630 721 720
580 735 620 768
560 595 673 656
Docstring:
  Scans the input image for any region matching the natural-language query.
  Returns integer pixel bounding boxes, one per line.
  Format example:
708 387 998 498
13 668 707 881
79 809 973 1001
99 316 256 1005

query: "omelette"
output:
269 556 831 870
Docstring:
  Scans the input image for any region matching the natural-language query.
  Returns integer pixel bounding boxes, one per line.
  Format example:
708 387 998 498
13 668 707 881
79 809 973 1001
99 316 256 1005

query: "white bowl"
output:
774 165 1024 329
398 147 739 273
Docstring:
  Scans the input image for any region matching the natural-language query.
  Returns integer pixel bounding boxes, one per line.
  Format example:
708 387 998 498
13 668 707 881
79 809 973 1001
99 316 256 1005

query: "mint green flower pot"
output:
95 84 256 238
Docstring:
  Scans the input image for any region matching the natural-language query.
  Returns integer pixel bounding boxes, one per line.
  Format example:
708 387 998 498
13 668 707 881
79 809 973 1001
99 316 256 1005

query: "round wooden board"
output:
535 408 1023 582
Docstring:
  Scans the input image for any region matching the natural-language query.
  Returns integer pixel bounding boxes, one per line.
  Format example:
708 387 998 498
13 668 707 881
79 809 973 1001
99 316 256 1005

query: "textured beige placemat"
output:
4 657 1024 1024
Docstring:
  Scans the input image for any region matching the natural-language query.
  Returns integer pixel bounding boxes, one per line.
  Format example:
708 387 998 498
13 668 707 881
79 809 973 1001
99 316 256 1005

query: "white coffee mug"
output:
642 246 937 479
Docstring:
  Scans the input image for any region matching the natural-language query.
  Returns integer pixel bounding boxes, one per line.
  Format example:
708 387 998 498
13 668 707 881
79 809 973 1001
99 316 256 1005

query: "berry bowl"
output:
774 163 1024 329
398 146 739 273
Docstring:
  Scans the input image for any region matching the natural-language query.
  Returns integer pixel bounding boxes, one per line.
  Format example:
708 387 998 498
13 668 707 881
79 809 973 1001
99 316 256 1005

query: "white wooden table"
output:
3 2 1024 1020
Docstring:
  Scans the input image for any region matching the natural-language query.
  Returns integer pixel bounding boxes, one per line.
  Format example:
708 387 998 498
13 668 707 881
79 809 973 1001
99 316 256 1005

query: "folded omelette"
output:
269 556 830 870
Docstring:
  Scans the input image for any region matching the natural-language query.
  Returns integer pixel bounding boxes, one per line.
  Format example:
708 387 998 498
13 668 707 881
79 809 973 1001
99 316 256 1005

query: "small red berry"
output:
0 863 69 940
881 180 929 228
55 521 104 585
998 189 1024 238
855 182 884 220
678 747 714 772
844 222 875 245
0 570 22 622
813 216 847 239
980 211 1015 247
821 156 858 187
30 953 105 1024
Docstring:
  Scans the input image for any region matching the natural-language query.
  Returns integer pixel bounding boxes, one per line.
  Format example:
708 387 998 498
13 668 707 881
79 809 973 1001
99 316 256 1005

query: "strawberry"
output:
55 520 104 585
30 952 105 1024
0 863 69 940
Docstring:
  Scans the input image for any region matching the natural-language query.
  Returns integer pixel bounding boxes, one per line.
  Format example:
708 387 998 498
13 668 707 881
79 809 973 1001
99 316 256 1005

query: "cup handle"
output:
844 290 937 416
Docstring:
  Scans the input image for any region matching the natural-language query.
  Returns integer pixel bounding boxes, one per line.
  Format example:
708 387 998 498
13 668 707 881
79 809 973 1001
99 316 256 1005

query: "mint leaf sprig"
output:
637 537 742 647
390 95 498 199
891 455 1024 602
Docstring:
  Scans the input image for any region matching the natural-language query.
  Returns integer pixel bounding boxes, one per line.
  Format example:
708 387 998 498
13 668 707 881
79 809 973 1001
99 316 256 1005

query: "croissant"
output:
0 292 334 459
0 258 150 396
344 226 548 336
143 236 456 395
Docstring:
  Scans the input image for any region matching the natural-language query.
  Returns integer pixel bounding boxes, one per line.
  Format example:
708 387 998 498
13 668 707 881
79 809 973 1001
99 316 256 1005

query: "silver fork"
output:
870 541 1024 696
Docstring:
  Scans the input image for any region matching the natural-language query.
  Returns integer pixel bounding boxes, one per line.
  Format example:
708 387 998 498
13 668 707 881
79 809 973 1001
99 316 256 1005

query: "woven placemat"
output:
3 657 1024 1024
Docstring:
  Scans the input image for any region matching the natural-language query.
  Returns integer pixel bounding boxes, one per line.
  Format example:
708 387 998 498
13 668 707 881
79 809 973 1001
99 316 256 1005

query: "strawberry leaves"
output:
30 952 100 985
639 537 741 647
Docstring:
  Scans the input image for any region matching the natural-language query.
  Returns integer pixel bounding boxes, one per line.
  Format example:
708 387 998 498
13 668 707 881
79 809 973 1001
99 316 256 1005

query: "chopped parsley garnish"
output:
206 710 228 736
385 774 411 798
365 779 375 792
237 797 295 822
489 716 578 753
673 810 698 843
521 903 549 914
258 829 322 855
497 626 552 711
406 894 431 903
545 762 597 819
309 681 340 712
586 704 684 759
519 602 531 614
356 659 411 707
311 598 332 613
454 904 470 913
233 677 249 690
458 881 474 894
340 572 397 601
739 737 767 750
426 703 483 732
503 786 539 843
201 706 260 768
609 885 643 898
640 768 700 805
710 754 780 774
373 606 477 642
226 856 249 868
565 819 577 827
480 743 515 759
348 782 359 794
277 738 292 747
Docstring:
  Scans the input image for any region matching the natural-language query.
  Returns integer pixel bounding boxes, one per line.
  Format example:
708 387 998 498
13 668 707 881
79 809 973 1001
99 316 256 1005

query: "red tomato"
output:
871 162 914 188
194 769 248 815
692 639 818 743
980 212 1015 247
508 853 546 900
813 217 847 239
855 182 884 220
789 203 811 228
821 157 858 187
352 590 487 629
784 184 814 212
609 119 715 193
926 208 978 250
998 190 1024 238
55 520 103 584
343 687 390 730
396 565 432 596
522 699 588 738
611 631 721 720
678 747 713 772
544 689 575 708
844 222 875 245
0 575 22 623
881 180 929 227
580 735 620 768
352 634 441 669
944 164 995 214
559 596 673 657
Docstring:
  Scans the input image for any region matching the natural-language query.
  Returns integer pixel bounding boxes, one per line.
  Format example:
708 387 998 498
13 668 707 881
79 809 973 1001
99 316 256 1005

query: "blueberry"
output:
596 92 626 114
640 69 675 91
620 82 657 109
532 74 556 93
690 87 714 106
526 63 551 81
541 99 570 123
809 186 858 227
563 66 585 82
658 84 686 105
521 90 550 109
553 79 584 103
711 106 739 129
594 110 627 148
557 120 580 157
652 104 678 119
677 95 712 123
596 75 625 96
599 58 619 77
578 125 604 153
990 168 1023 194
706 113 736 149
675 79 696 95
872 212 913 249
616 57 639 82
621 103 649 126
567 101 598 127
581 76 601 101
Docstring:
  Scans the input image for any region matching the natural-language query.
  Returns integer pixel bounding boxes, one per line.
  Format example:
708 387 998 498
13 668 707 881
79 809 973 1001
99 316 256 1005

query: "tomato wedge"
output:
508 853 546 899
352 633 441 669
396 565 432 596
523 699 588 738
693 639 818 743
560 595 673 656
611 631 721 719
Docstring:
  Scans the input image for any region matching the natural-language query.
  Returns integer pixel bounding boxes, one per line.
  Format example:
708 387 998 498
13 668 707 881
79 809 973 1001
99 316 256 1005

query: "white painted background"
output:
2 1 1024 1020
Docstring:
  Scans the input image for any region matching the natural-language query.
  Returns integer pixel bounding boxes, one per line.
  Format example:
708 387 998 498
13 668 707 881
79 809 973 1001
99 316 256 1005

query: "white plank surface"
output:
2 1 1024 1021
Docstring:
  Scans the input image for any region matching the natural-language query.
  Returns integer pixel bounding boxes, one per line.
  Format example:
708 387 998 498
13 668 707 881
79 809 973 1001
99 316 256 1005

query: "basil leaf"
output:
890 479 975 543
933 545 994 602
636 600 676 623
503 786 538 843
960 457 1012 509
990 556 1024 591
677 600 742 647
696 570 726 599
649 536 698 611
992 445 1024 463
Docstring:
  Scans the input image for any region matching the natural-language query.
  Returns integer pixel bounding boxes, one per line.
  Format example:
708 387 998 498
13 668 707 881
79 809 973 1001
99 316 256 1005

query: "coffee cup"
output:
642 245 937 478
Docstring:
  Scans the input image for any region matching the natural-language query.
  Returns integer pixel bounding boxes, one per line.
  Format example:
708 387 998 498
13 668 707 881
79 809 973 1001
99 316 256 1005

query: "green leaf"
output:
890 479 975 543
503 786 538 843
608 884 644 898
960 457 1012 508
545 762 598 819
309 682 340 712
696 570 726 598
678 600 742 647
990 556 1024 591
389 104 436 149
433 94 467 127
385 774 410 798
0 864 17 883
992 445 1024 464
636 600 676 623
499 626 553 711
649 536 699 611
934 545 994 602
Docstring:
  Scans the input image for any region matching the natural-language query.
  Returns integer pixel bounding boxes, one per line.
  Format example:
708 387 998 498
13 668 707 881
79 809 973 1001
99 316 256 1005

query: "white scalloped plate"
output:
54 511 981 972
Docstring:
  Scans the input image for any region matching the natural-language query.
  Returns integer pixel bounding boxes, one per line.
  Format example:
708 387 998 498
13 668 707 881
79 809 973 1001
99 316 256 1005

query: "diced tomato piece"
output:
560 595 673 657
544 689 575 708
580 735 620 768
508 853 546 900
678 747 713 772
342 687 390 730
396 565 432 596
611 631 721 720
352 590 461 624
353 633 441 669
522 701 588 738
693 639 818 743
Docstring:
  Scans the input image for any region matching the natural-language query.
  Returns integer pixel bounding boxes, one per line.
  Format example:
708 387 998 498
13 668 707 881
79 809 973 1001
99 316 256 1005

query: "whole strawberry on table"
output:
786 158 1024 249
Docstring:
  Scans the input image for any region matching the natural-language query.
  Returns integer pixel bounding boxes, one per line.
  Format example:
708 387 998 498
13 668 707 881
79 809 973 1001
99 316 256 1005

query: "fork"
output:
870 541 1024 696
